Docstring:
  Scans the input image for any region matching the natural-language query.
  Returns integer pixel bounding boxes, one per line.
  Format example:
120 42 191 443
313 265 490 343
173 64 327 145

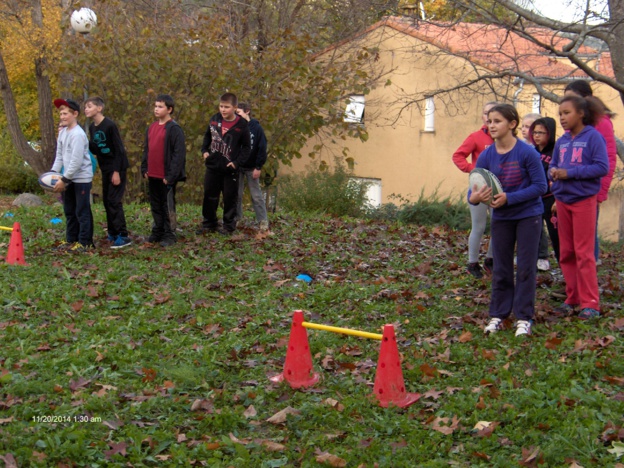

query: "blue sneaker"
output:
107 234 115 242
111 235 132 249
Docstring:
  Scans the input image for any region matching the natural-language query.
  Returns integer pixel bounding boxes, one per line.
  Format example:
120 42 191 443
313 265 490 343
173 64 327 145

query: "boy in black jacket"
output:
141 94 186 247
84 96 131 249
199 93 251 235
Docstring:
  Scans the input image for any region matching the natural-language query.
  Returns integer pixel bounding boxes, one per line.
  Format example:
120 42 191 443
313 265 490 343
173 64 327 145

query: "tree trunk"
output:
607 0 624 106
0 51 51 175
34 56 57 170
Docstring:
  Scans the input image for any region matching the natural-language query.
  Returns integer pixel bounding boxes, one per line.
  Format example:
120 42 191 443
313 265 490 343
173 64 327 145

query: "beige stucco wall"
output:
285 25 623 240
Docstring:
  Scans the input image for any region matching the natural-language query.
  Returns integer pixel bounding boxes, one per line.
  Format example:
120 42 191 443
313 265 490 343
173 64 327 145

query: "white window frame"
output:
348 177 382 208
344 95 365 124
424 96 435 132
532 93 541 114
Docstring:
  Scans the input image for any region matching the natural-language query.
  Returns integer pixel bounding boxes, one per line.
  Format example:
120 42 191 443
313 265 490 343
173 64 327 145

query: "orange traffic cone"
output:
373 324 420 408
270 310 320 388
6 222 27 266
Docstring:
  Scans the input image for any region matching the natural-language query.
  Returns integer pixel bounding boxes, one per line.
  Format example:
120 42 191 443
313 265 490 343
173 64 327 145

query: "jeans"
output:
63 182 94 246
237 169 268 224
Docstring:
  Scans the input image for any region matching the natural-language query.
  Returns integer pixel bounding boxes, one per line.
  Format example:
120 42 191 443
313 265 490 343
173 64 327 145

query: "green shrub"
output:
277 159 372 217
0 147 40 194
368 189 471 230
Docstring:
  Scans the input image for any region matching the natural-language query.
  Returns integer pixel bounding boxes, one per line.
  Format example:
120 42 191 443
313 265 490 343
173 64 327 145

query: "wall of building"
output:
285 25 623 240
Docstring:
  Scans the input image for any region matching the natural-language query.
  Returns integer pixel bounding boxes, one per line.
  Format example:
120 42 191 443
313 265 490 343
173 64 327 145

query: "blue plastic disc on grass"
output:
50 218 62 224
296 274 313 283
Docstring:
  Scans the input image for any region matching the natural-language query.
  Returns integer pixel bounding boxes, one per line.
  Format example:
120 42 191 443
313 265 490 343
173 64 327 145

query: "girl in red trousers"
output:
564 80 617 261
549 96 609 320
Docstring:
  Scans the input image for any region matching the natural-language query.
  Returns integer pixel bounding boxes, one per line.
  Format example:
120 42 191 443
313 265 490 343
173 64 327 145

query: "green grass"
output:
0 197 622 467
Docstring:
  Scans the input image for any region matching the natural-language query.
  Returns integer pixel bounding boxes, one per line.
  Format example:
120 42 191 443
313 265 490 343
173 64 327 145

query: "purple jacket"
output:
549 126 609 204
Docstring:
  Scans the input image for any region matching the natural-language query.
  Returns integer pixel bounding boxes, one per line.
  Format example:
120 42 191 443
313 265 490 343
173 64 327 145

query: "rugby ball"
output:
38 172 63 191
469 168 504 204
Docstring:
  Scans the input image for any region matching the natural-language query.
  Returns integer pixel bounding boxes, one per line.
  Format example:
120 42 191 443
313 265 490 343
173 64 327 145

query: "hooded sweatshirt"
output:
201 113 251 173
594 114 617 202
52 125 93 184
549 125 609 205
529 117 556 198
452 125 493 173
239 118 268 170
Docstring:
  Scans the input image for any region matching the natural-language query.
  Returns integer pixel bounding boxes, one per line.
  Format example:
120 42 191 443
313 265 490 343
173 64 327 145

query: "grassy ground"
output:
0 195 623 467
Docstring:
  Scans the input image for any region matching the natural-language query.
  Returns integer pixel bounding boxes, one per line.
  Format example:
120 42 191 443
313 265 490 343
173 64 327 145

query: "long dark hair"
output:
564 80 614 116
487 104 519 136
560 95 604 127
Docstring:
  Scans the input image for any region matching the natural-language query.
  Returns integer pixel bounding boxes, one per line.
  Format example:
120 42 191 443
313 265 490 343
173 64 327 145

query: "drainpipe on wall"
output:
513 78 524 108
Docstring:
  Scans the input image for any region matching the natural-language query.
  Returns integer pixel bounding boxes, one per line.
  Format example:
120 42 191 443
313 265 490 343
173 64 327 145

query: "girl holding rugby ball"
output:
469 104 547 336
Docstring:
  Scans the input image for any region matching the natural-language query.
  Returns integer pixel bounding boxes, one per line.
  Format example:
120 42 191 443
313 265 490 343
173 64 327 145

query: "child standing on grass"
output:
529 117 560 265
469 104 547 337
84 96 131 249
141 94 186 247
51 98 95 253
453 101 498 279
563 80 617 262
198 92 251 235
235 102 269 231
549 96 609 320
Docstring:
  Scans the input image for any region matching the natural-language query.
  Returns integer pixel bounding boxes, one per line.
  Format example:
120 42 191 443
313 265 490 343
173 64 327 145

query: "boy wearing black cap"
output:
50 98 95 252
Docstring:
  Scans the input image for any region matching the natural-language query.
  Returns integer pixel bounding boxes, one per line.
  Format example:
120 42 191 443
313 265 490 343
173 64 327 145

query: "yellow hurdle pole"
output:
302 321 383 340
0 226 14 232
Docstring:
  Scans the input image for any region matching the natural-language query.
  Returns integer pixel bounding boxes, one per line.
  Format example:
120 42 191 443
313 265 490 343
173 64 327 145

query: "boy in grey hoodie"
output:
51 98 94 252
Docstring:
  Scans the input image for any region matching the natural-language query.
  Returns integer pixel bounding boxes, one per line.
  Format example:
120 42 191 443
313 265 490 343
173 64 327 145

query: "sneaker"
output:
196 227 217 235
70 242 95 253
484 317 503 334
160 238 176 247
68 242 83 252
467 262 483 279
259 221 269 231
537 259 550 271
552 303 578 317
111 235 132 249
218 228 235 236
578 308 600 320
106 234 115 242
483 257 493 275
515 320 532 336
54 241 71 252
147 234 162 243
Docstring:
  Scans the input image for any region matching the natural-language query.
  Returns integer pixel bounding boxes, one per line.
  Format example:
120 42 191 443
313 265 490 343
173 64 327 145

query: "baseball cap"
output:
54 98 81 113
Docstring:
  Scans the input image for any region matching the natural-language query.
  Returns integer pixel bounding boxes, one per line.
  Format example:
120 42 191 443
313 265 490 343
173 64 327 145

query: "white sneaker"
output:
515 320 532 337
537 259 550 271
484 318 503 334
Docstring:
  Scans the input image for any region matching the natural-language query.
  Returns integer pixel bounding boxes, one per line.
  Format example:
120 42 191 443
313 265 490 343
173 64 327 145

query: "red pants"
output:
557 195 600 310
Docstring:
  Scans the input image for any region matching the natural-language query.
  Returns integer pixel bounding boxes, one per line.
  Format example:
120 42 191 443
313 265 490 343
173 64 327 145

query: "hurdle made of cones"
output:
3 222 27 266
270 310 421 408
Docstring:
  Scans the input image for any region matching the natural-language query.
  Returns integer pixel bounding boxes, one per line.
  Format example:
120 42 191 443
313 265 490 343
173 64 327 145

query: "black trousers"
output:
542 195 560 263
148 177 176 241
201 169 238 232
63 182 94 246
102 170 128 237
489 215 542 321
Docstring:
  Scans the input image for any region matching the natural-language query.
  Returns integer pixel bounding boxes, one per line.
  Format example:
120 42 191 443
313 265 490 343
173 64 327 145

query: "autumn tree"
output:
53 0 378 201
0 0 62 175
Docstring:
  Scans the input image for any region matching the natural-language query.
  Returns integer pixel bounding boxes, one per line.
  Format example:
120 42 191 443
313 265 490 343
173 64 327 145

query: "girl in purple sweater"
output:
549 96 609 319
469 104 547 337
